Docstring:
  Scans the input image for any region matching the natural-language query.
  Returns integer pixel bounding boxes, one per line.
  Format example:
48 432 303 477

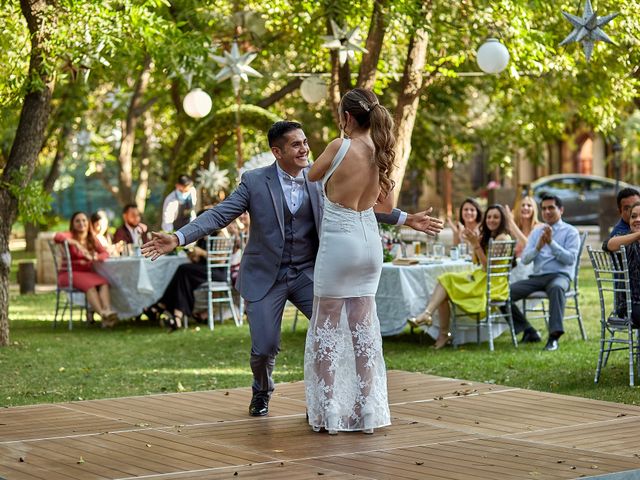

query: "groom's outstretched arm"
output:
376 207 444 236
178 180 251 245
375 208 402 225
142 181 251 260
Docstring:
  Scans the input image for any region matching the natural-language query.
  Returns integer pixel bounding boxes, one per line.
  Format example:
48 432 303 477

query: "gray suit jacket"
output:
178 162 401 302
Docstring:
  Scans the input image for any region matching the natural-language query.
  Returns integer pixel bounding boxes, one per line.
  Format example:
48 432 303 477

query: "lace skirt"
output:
304 202 390 431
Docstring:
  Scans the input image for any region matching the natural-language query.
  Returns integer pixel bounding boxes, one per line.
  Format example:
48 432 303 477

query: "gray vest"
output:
279 190 318 277
173 196 194 230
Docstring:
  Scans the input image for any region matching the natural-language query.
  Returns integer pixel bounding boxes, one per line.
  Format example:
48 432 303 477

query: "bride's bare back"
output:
309 137 388 212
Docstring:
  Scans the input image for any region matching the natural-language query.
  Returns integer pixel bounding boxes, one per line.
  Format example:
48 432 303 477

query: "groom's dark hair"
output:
268 121 303 148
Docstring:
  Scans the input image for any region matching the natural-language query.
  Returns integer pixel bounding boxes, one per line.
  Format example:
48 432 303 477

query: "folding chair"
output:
48 239 89 330
523 231 588 340
588 245 639 387
193 236 241 330
451 239 518 351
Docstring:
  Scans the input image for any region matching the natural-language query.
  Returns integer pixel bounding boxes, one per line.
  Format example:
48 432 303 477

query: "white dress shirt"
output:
275 162 306 214
125 224 140 245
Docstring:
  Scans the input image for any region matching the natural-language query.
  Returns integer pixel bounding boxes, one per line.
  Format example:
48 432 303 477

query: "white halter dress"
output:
304 138 391 432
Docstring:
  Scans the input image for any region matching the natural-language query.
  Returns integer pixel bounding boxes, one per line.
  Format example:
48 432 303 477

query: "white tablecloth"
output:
95 255 189 318
375 259 510 344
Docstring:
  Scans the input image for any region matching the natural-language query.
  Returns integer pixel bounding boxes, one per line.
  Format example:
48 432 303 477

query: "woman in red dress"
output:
54 212 119 327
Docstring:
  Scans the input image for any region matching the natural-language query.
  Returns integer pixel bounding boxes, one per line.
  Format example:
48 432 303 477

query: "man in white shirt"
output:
161 175 197 231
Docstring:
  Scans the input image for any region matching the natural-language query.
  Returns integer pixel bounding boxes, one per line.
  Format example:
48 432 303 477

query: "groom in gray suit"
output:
143 121 443 416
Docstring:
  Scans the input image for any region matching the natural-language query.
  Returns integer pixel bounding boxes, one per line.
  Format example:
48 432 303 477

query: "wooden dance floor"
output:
2 370 640 479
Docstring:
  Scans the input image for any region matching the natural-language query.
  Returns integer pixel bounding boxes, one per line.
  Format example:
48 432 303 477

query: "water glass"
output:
433 242 445 259
458 242 469 259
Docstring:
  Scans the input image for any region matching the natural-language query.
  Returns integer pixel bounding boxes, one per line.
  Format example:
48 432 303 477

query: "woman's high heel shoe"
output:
408 310 433 328
362 405 375 435
326 403 340 435
434 331 452 350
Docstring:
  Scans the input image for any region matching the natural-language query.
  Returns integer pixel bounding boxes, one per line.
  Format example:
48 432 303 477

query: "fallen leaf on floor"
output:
224 391 229 395
177 382 186 392
77 456 85 464
135 423 149 427
19 457 25 462
146 444 151 448
415 461 424 465
453 389 478 396
617 413 627 417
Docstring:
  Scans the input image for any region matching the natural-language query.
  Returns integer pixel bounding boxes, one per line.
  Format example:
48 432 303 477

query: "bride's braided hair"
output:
340 88 396 198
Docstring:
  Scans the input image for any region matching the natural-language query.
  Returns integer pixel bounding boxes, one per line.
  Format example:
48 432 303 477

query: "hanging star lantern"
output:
321 19 368 66
559 0 619 61
211 41 262 93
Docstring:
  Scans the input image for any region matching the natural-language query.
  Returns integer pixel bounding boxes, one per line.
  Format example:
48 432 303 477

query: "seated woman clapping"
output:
505 195 540 257
408 205 512 349
54 212 119 327
603 201 640 326
447 197 482 247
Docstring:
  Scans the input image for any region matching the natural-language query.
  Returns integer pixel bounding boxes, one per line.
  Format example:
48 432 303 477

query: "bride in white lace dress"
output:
305 88 396 434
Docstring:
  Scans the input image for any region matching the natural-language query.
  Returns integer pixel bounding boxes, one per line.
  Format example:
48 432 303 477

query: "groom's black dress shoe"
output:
543 338 559 351
249 394 269 416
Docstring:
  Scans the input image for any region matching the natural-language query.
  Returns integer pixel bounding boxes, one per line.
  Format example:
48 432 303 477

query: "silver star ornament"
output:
559 0 619 61
211 41 263 93
321 19 368 66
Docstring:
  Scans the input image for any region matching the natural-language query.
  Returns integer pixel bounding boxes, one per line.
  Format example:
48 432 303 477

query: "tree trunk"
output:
357 0 389 90
392 5 432 204
0 0 57 346
116 55 152 207
24 122 73 252
134 109 153 212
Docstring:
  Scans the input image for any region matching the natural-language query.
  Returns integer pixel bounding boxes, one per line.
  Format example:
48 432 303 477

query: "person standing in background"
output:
162 175 197 231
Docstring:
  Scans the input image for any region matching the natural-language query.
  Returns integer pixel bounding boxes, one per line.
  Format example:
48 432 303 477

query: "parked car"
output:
531 174 637 225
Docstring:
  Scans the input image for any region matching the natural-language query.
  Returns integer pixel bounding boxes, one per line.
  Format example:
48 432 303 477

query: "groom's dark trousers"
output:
247 269 313 397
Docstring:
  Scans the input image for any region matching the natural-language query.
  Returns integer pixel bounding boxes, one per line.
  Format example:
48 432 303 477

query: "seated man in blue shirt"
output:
510 194 581 351
604 187 640 245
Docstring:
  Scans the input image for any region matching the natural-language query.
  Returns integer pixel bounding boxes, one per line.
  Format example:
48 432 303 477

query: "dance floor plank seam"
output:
2 371 640 480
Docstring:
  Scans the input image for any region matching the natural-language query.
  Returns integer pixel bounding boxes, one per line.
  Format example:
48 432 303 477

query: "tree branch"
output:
257 77 303 108
357 0 389 89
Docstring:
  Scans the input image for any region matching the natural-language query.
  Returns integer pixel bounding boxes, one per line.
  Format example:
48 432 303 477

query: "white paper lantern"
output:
476 38 510 74
183 88 212 118
300 75 328 103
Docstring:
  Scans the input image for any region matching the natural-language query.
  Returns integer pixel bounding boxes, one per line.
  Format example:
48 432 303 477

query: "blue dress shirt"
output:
522 219 580 280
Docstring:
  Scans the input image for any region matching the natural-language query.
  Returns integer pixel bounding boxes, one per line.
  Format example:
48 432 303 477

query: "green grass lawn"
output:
1 267 639 408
